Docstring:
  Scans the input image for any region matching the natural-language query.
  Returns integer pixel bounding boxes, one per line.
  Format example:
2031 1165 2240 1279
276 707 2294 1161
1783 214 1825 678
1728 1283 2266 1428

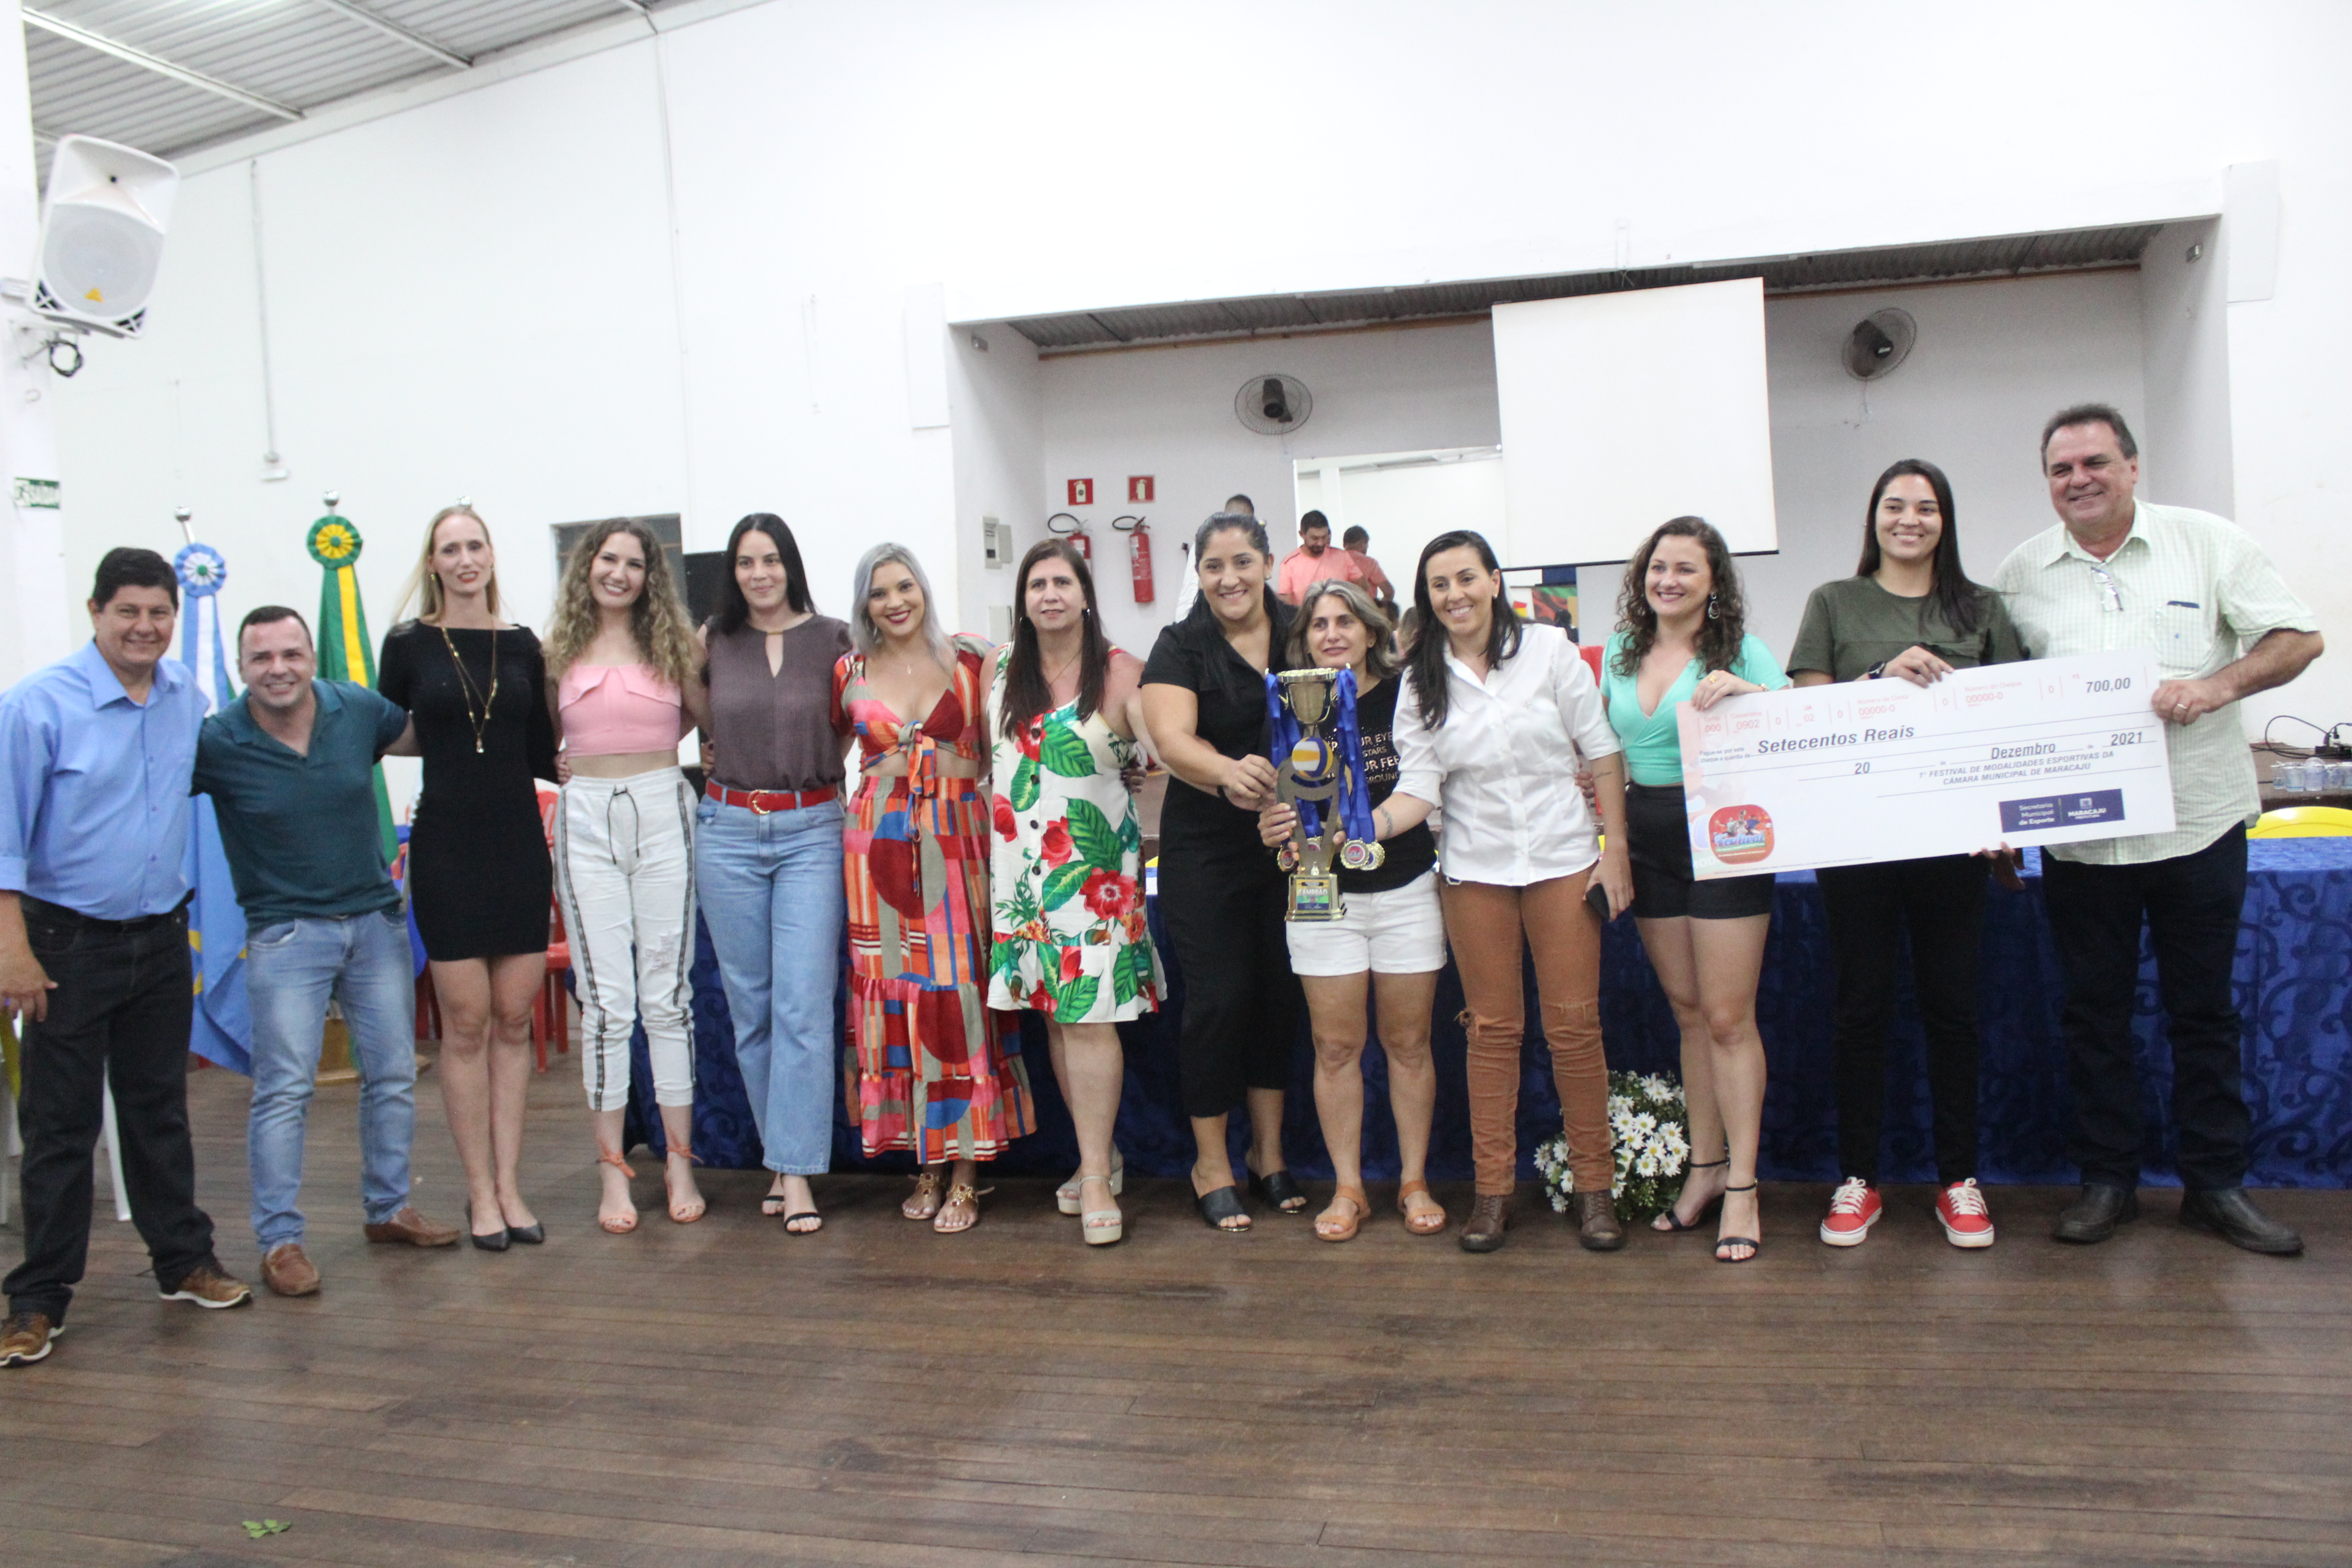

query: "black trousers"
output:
1156 840 1304 1121
5 900 220 1323
2039 825 2251 1191
1817 855 1987 1186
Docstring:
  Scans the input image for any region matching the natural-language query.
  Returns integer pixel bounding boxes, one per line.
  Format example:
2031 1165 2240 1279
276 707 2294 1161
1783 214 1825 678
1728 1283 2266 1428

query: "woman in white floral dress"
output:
986 540 1163 1246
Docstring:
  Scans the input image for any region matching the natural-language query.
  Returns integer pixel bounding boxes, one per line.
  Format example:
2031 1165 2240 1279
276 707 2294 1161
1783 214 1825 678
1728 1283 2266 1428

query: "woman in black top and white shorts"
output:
1256 579 1446 1243
378 505 559 1250
1141 513 1308 1233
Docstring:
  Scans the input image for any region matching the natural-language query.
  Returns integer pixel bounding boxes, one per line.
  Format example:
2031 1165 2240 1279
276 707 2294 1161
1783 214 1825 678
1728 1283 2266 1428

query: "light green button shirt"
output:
1990 500 2317 865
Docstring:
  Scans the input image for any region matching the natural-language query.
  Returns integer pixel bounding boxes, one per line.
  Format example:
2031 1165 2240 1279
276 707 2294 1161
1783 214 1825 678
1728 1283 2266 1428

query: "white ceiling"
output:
22 0 686 173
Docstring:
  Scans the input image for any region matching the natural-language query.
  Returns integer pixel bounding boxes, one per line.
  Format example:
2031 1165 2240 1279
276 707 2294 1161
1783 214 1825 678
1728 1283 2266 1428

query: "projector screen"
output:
1491 277 1778 566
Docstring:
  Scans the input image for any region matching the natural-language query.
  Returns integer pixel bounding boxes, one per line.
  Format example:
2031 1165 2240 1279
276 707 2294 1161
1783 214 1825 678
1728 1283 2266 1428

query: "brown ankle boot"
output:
1460 1193 1511 1252
1575 1191 1626 1251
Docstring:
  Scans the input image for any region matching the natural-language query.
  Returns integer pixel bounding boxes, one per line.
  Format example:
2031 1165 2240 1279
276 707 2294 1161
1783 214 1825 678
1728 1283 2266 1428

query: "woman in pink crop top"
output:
543 518 708 1236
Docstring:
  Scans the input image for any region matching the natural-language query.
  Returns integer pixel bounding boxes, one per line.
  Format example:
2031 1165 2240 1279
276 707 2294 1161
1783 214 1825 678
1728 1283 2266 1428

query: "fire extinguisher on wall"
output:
1046 511 1090 561
1113 514 1153 603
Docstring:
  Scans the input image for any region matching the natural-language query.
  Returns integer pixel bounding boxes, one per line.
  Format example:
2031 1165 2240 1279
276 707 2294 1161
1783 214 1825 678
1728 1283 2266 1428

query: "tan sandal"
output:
596 1150 638 1235
1315 1185 1371 1243
664 1142 705 1225
1397 1179 1447 1236
935 1181 992 1235
902 1169 946 1221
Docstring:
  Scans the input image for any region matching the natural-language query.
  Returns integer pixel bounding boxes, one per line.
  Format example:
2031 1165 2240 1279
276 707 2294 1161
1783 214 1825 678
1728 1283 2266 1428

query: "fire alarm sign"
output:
1127 476 1154 503
1067 478 1093 506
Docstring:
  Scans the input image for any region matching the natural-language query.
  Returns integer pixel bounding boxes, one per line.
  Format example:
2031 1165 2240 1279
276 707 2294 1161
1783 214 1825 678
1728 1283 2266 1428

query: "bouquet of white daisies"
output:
1533 1070 1692 1223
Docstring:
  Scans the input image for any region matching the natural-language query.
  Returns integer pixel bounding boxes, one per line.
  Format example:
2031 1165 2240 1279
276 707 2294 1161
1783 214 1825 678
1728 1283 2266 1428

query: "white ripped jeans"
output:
552 768 697 1112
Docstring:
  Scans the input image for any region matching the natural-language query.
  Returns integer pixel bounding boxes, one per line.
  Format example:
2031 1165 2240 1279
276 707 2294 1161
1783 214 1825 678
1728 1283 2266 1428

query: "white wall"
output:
1032 322 1502 657
1744 270 2148 660
1020 270 2149 667
946 324 1044 644
30 0 2352 735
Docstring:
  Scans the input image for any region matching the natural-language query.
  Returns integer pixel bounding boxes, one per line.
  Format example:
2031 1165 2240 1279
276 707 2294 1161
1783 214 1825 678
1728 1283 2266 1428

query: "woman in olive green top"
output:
1787 458 2026 1253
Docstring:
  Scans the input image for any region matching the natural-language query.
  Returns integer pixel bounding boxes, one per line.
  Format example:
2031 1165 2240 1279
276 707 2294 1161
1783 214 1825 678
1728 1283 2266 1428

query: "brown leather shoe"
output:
1575 1191 1627 1251
261 1243 321 1298
363 1206 461 1248
1460 1193 1511 1253
158 1263 253 1309
1 1311 61 1367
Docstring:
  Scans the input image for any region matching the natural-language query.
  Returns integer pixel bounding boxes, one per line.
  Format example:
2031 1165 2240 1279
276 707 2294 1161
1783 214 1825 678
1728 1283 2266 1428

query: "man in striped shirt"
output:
1993 403 2322 1255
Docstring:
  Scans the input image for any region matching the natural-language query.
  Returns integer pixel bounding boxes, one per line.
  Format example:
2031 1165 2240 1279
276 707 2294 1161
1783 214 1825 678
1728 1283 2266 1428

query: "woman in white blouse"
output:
1372 530 1634 1253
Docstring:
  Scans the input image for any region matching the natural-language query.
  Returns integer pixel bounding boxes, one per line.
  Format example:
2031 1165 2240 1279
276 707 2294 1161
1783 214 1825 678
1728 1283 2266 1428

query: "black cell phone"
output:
1586 882 1613 922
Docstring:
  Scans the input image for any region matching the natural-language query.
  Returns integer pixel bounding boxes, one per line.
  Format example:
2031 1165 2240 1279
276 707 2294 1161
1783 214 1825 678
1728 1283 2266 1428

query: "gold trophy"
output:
1272 668 1383 921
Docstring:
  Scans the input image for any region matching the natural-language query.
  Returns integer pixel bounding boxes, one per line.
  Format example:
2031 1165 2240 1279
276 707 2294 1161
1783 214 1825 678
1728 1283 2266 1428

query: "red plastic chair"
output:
534 788 572 1070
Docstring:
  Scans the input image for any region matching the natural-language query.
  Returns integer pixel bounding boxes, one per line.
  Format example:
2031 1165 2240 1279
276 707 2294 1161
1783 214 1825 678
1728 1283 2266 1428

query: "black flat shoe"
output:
1247 1167 1308 1215
507 1222 545 1245
2052 1183 2137 1245
1196 1185 1250 1232
466 1206 510 1252
2179 1186 2303 1255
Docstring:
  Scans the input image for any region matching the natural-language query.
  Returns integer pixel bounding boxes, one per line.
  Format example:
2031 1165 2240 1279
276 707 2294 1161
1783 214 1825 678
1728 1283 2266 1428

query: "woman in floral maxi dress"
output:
987 539 1163 1245
837 544 1033 1234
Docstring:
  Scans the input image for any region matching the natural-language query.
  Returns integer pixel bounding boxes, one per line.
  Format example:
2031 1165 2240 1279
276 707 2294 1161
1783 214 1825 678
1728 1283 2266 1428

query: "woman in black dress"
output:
380 505 559 1250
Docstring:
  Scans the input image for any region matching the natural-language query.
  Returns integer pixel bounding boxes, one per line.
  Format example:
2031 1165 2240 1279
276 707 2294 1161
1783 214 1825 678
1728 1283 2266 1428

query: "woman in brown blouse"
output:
695 514 853 1233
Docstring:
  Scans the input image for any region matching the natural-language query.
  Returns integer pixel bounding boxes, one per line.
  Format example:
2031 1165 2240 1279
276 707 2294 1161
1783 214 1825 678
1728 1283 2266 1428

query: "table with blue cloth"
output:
622 839 2352 1189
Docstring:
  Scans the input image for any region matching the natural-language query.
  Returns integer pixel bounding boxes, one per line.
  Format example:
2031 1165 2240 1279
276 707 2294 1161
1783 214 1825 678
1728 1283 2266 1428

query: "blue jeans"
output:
244 908 418 1251
695 797 844 1175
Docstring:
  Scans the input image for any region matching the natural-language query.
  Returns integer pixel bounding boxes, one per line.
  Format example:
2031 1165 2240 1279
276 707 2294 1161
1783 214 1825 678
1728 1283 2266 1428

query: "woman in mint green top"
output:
1601 632 1788 785
1601 516 1788 1264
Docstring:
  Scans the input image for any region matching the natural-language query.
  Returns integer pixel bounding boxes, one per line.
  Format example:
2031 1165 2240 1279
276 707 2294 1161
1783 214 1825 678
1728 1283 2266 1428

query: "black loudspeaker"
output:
683 550 726 628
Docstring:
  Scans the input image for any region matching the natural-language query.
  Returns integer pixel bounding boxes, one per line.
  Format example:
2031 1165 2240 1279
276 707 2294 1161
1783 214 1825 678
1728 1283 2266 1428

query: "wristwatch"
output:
1863 661 1888 681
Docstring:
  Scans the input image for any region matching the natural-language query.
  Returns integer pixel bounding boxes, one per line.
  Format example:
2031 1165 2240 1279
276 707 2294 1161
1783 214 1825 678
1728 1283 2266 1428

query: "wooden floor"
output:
3 1063 2350 1568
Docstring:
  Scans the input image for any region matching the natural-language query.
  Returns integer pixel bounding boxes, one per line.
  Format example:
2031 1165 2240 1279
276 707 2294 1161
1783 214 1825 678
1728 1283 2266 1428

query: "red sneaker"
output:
1936 1178 1996 1248
1819 1176 1880 1246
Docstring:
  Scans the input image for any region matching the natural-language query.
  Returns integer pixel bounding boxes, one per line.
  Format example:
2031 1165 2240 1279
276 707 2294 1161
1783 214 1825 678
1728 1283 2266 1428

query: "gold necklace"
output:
1042 649 1082 690
438 624 500 754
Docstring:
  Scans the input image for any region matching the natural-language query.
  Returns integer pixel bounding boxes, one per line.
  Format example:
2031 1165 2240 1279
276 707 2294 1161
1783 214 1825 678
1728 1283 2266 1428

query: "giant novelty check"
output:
1675 651 2176 878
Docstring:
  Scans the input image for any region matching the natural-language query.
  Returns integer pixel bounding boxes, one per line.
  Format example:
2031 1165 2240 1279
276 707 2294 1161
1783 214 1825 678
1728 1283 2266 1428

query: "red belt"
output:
705 780 838 814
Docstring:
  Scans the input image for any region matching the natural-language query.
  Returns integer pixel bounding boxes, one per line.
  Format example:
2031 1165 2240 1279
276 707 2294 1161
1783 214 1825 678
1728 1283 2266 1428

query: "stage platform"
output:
2 1064 2349 1567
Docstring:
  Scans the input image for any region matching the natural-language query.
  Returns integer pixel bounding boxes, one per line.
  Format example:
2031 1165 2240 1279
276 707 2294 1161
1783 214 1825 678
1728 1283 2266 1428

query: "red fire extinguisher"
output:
1114 514 1153 603
1047 511 1090 561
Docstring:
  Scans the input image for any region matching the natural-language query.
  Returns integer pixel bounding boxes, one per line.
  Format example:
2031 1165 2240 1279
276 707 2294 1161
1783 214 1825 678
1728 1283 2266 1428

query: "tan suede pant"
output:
1441 876 1613 1198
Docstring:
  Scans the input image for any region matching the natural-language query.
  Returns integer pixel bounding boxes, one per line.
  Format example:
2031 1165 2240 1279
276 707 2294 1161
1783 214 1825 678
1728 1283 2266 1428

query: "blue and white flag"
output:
176 542 253 1075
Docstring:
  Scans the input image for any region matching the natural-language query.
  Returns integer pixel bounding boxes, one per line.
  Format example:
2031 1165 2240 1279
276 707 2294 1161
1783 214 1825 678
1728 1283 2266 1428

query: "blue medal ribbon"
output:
1264 669 1379 848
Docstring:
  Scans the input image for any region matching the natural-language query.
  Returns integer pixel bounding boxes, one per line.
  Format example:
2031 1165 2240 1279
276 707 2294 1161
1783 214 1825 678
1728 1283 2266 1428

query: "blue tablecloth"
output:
623 839 2352 1188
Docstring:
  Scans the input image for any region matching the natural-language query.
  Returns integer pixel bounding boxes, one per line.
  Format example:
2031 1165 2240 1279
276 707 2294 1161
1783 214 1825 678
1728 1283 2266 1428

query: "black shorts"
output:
1624 781 1777 921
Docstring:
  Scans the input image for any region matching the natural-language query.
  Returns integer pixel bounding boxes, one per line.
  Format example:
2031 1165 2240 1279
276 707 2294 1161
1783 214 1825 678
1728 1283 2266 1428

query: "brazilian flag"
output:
309 509 397 862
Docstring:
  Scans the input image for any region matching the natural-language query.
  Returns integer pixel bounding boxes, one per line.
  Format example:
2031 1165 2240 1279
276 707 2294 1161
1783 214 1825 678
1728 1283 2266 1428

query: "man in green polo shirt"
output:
1993 404 2323 1256
192 606 459 1298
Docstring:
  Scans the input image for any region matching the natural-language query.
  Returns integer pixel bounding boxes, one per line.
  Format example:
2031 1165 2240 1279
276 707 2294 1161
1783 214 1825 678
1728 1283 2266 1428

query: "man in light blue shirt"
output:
0 549 252 1371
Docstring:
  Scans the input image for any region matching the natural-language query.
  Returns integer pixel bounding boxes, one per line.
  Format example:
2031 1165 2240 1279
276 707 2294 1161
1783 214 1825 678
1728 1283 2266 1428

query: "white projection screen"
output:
1491 276 1778 566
